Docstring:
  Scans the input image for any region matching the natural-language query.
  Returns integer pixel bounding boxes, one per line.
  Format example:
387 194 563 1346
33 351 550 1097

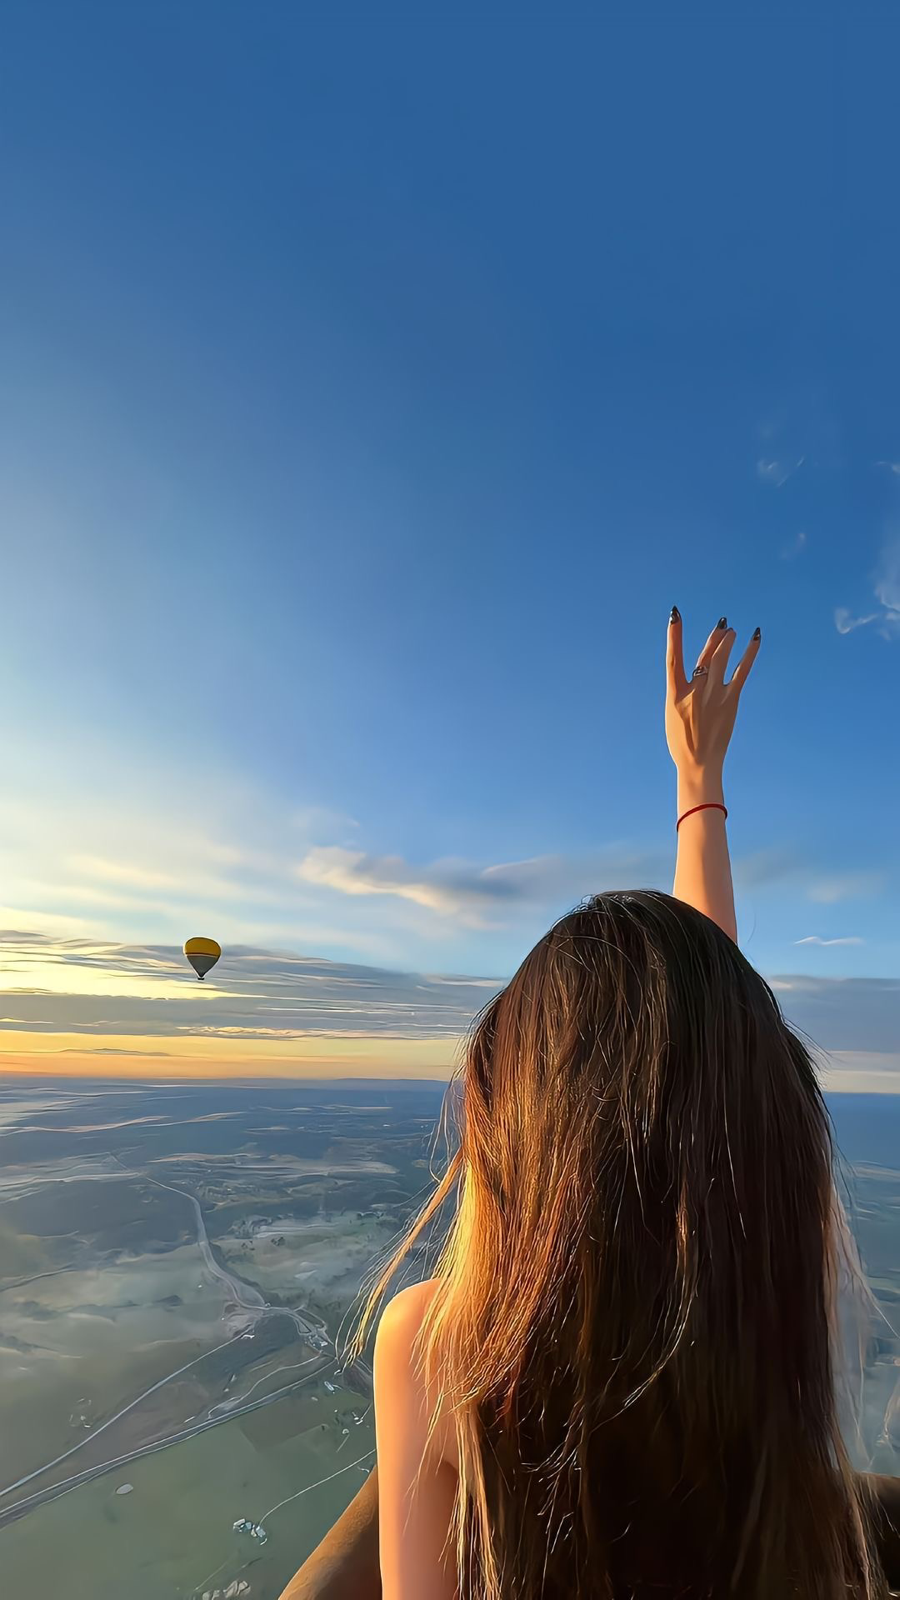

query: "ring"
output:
691 665 708 678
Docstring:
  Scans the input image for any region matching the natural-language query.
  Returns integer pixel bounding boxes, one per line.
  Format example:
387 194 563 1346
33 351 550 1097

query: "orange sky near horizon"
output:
2 1031 899 1096
0 1029 459 1080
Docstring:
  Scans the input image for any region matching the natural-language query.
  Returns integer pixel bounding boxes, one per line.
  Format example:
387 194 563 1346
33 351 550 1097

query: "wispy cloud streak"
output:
757 456 805 486
296 846 669 926
779 530 808 560
835 538 900 639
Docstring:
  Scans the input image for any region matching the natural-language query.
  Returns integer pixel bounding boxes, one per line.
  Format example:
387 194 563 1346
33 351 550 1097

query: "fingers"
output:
682 617 729 699
706 626 737 689
671 614 761 697
694 621 728 675
666 610 688 699
729 629 761 694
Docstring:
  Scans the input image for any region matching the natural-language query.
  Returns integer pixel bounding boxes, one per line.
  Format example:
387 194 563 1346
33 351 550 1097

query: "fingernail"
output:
752 626 761 640
670 605 680 623
716 615 727 630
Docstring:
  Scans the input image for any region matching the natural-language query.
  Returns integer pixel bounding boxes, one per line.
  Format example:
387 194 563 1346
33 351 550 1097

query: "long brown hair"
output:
350 890 884 1598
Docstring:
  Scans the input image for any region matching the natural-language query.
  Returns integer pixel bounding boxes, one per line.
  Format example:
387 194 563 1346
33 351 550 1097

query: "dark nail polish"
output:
670 605 680 623
716 615 727 630
752 626 761 640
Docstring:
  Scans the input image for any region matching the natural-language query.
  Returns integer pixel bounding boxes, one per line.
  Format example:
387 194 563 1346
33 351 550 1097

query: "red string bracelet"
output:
676 802 728 831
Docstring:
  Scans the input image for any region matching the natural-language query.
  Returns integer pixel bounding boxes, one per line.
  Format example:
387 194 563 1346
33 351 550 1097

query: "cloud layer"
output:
1 935 898 1091
0 724 673 970
0 931 501 1041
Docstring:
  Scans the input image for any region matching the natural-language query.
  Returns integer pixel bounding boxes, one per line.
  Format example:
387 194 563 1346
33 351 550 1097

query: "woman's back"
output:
358 614 888 1600
381 1263 883 1600
370 891 880 1597
280 612 897 1600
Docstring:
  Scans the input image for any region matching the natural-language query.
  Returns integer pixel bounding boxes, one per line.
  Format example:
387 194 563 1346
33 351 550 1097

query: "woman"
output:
281 611 900 1599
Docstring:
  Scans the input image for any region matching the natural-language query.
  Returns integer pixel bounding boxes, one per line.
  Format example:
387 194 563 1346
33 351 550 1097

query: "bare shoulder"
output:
374 1278 456 1469
376 1277 441 1342
373 1278 441 1382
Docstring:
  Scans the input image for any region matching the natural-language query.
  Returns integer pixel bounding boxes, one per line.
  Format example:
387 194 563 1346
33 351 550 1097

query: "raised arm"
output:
666 609 760 943
279 608 900 1599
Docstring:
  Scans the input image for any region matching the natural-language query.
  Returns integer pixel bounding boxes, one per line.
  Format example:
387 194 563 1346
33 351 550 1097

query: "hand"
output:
665 610 760 781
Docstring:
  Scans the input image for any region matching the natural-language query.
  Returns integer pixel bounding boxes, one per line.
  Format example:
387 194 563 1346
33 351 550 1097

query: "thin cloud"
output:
835 607 881 635
806 872 885 904
794 936 864 947
67 855 179 890
0 740 495 962
290 805 361 839
820 1052 900 1094
757 456 805 487
734 855 886 906
779 530 808 560
874 542 900 618
67 1046 172 1057
835 538 900 640
1 726 671 962
296 846 496 920
0 904 98 936
296 846 669 927
733 849 799 889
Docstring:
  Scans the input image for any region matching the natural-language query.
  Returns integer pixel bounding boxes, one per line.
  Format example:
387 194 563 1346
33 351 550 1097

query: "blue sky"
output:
1 5 898 1031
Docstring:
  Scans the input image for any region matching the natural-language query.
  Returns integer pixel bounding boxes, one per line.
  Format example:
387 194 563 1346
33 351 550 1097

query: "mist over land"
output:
0 1077 898 1600
0 1078 446 1599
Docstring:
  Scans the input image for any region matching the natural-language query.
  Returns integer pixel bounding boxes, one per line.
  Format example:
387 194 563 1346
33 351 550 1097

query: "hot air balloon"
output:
184 937 221 981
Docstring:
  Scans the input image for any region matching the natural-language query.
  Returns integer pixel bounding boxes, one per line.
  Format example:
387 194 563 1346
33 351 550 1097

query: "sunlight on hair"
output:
346 892 888 1598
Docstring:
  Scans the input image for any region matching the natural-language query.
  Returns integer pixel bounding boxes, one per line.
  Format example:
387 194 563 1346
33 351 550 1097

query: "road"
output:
0 1359 339 1530
141 1171 267 1329
0 1162 332 1504
138 1165 326 1343
0 1264 77 1294
0 1330 256 1505
0 1157 370 1532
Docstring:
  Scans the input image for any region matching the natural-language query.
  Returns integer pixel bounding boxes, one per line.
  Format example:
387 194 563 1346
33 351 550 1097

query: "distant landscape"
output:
0 1079 897 1600
0 1078 447 1600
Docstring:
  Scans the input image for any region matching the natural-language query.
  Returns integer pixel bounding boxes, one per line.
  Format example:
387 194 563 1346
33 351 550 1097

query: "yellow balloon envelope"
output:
184 936 221 981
